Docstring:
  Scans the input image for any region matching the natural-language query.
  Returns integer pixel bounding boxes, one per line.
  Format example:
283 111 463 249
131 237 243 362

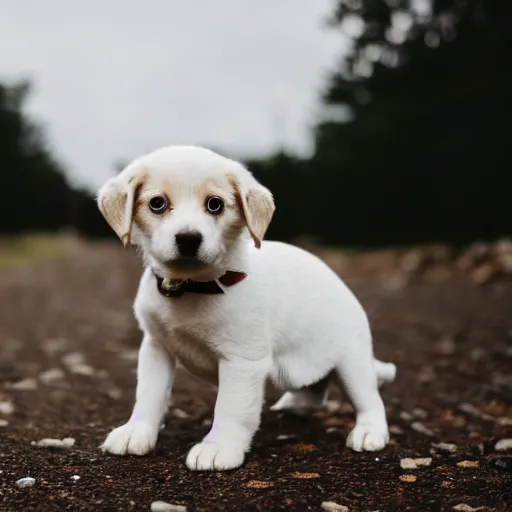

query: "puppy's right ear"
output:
97 171 145 247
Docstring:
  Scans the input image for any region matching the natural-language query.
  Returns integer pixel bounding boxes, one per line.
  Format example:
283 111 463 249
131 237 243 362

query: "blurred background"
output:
1 0 510 250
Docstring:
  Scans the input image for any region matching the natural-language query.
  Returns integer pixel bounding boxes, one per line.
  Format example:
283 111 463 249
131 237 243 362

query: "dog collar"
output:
153 270 247 298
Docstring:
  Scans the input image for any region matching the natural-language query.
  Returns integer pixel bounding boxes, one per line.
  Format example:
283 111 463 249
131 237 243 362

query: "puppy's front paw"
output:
346 423 389 452
101 422 158 456
186 442 245 471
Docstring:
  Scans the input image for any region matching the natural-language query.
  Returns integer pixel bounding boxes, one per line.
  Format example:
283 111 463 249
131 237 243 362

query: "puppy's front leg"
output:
186 356 269 471
102 335 174 456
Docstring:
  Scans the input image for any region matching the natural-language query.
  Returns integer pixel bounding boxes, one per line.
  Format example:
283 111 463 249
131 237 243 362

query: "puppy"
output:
97 145 396 471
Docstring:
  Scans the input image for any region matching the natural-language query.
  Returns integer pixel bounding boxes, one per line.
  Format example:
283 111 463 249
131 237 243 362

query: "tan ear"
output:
231 177 275 248
97 173 144 247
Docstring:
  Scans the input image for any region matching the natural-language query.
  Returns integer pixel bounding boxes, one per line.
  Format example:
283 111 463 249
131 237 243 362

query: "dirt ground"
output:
0 242 511 511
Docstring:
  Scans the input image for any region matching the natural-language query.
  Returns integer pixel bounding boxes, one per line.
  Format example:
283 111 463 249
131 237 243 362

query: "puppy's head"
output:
97 146 275 279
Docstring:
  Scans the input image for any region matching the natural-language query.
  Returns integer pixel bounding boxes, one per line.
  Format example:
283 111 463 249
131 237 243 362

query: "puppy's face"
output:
97 146 275 280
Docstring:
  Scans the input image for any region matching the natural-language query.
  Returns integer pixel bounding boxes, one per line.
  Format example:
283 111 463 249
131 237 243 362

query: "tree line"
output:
1 0 510 247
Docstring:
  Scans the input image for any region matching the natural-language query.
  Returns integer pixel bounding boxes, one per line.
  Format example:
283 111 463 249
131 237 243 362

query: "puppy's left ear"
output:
230 177 275 248
97 171 145 247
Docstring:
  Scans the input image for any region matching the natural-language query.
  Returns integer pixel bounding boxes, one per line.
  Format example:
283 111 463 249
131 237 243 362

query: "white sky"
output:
0 0 344 190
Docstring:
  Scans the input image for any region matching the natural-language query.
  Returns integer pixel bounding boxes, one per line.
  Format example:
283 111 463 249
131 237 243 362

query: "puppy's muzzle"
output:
175 230 203 258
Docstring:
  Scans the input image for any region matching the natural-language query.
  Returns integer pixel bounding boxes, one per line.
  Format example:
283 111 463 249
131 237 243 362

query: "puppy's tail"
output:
374 359 397 387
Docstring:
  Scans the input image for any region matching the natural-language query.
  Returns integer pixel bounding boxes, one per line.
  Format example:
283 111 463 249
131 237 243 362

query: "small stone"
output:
437 337 456 355
399 474 417 482
39 368 65 384
452 505 485 512
495 438 512 451
61 352 85 366
0 400 14 415
150 501 187 512
71 475 80 481
245 480 275 488
170 408 189 419
34 437 75 449
326 427 338 433
456 460 479 468
400 457 432 469
6 378 38 391
69 364 95 376
497 417 512 426
410 422 434 436
412 408 428 419
0 419 8 427
277 434 293 440
431 442 457 453
106 388 123 400
121 350 139 362
16 477 35 488
400 411 414 421
202 418 212 427
389 425 404 435
321 502 349 512
291 472 320 479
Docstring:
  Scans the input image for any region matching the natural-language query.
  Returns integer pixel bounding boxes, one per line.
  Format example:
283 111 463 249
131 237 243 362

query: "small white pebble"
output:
326 427 337 434
171 408 189 419
16 477 35 488
412 408 428 419
0 419 8 427
106 388 123 400
497 417 512 426
121 350 139 362
0 401 14 415
61 352 85 366
495 438 512 452
39 368 65 385
69 363 95 376
71 475 80 481
321 502 349 512
375 457 380 461
400 411 414 421
34 437 75 449
432 442 458 453
201 418 212 427
277 434 293 440
400 457 432 469
6 378 38 391
150 501 187 512
411 422 434 436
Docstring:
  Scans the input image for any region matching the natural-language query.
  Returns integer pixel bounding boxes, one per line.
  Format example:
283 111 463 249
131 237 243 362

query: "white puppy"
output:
97 145 396 471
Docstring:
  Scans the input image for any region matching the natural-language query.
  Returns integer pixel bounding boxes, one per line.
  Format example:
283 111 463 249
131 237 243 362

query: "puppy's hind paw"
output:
346 423 389 452
101 422 158 456
186 441 245 471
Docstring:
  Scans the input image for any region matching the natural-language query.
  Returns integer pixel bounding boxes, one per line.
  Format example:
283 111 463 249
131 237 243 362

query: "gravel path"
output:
0 243 510 511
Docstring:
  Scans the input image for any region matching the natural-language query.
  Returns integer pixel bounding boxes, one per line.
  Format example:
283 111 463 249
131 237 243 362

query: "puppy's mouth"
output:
165 257 208 271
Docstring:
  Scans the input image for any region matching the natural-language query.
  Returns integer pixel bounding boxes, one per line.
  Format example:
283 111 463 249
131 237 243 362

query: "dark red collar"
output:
153 270 247 298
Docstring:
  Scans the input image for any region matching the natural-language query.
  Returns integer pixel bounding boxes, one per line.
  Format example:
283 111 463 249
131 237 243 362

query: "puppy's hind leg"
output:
270 373 331 412
334 345 390 452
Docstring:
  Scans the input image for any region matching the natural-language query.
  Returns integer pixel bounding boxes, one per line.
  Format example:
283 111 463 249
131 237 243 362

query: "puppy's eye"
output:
206 196 224 215
149 195 168 214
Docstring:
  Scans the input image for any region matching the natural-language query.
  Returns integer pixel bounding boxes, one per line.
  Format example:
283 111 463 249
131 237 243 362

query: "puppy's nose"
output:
175 231 203 257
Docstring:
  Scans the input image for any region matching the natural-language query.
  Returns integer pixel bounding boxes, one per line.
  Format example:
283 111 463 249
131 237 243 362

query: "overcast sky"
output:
0 0 345 190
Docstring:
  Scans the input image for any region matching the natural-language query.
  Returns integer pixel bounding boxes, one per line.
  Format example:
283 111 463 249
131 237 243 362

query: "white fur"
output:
99 146 396 471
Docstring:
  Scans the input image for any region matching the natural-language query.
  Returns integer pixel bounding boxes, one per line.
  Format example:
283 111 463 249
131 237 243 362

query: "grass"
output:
0 233 73 270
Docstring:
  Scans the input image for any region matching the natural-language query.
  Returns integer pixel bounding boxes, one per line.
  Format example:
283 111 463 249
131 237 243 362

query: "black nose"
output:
175 231 203 257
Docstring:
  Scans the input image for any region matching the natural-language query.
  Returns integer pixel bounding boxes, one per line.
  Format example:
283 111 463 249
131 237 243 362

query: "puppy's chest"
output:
147 307 222 383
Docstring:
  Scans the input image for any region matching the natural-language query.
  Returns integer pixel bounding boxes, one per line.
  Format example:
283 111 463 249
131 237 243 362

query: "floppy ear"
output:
97 172 145 247
230 177 275 248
